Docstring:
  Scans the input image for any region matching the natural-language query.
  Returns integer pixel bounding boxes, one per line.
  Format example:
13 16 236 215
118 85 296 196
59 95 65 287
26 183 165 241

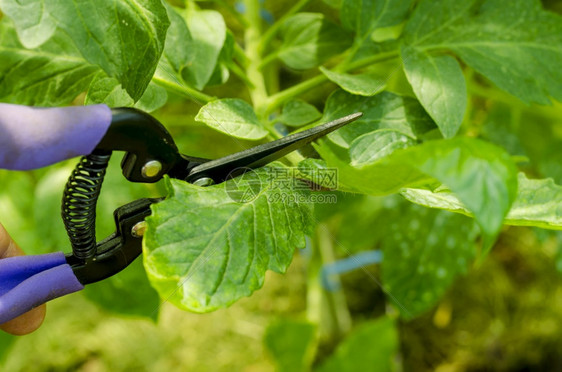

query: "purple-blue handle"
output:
0 104 112 170
0 252 83 324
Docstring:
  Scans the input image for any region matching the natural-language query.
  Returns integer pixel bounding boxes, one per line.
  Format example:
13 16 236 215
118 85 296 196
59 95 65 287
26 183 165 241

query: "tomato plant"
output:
1 0 562 370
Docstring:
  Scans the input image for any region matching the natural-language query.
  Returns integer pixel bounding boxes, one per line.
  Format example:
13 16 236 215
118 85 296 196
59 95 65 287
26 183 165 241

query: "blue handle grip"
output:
0 252 84 324
0 104 112 170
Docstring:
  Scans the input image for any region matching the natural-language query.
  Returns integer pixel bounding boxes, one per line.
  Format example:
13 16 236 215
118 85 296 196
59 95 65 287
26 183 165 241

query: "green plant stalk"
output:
284 150 305 165
306 237 323 327
336 33 373 71
258 51 280 70
241 0 304 166
317 224 352 338
307 223 352 342
228 62 255 89
259 0 313 55
265 50 400 115
265 74 327 116
243 0 269 116
153 76 215 104
233 43 250 68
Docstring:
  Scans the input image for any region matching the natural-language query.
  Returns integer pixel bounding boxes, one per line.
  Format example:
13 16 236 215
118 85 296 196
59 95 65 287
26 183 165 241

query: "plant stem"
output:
229 62 255 89
258 51 280 70
241 0 310 165
153 76 215 104
307 236 323 327
233 43 250 68
265 75 327 115
259 0 312 55
243 0 269 116
265 50 399 114
286 151 306 165
263 121 282 139
336 34 370 71
316 224 352 338
307 224 352 342
339 49 400 71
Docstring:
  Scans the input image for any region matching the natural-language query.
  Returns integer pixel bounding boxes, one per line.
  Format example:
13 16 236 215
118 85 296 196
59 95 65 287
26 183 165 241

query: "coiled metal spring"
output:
62 152 111 260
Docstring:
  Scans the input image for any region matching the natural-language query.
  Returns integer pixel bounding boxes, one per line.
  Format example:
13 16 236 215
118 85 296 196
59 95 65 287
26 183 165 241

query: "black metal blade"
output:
185 112 363 184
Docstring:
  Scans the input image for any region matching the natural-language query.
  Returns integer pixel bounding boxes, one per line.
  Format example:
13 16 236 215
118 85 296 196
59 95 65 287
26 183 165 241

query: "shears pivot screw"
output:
192 177 214 187
131 221 147 238
141 160 162 178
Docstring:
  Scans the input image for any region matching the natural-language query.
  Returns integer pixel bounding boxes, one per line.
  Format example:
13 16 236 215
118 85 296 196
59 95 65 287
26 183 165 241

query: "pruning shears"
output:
0 103 362 324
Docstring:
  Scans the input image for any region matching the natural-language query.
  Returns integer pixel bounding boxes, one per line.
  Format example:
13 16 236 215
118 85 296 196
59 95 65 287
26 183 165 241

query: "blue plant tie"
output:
321 250 383 292
234 2 274 24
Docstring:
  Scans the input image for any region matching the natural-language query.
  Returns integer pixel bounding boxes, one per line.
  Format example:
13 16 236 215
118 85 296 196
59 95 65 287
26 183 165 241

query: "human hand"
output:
0 224 46 335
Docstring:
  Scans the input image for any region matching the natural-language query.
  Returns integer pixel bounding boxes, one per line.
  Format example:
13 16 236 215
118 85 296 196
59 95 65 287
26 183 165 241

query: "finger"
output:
0 224 47 335
0 304 46 335
0 223 24 259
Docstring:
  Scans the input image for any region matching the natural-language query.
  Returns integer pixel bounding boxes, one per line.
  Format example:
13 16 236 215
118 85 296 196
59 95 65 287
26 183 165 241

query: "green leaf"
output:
83 259 160 320
195 98 268 140
402 173 562 230
341 0 413 37
85 75 167 112
372 23 405 42
322 90 436 148
180 7 227 90
264 319 317 372
85 74 135 107
316 139 425 194
134 82 168 112
158 3 192 74
297 158 343 191
317 317 398 372
278 99 322 127
0 0 169 105
157 4 226 91
206 30 235 87
350 130 415 166
403 0 562 104
381 203 478 319
0 0 56 48
278 13 353 70
320 67 386 96
143 172 313 313
43 0 169 100
316 137 518 247
401 46 467 138
0 23 99 106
